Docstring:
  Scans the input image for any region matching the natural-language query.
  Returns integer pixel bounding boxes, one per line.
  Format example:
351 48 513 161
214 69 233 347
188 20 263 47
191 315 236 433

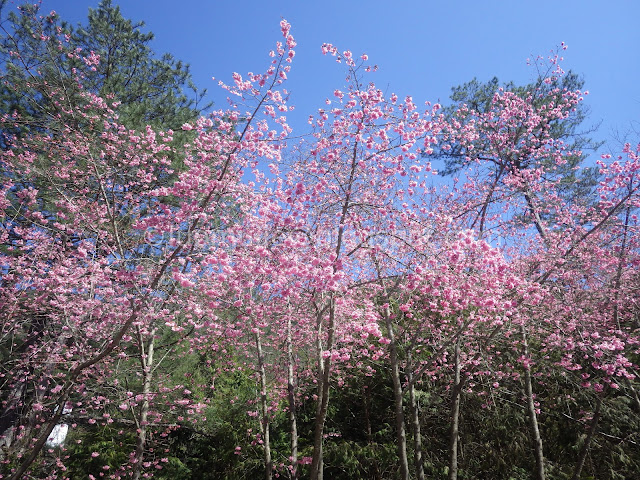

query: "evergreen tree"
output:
0 0 209 454
71 0 208 132
0 0 208 134
433 72 602 209
0 0 209 249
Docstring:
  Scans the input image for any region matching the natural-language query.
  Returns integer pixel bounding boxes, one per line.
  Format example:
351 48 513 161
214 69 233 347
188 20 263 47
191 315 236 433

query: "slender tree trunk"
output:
363 384 373 445
0 382 26 459
311 308 325 480
2 326 70 462
363 383 382 480
0 322 47 459
9 299 144 480
371 252 410 480
407 350 425 480
571 397 602 480
133 330 156 480
7 389 70 480
310 135 357 480
612 203 631 331
286 314 299 480
382 303 410 480
311 299 335 480
448 340 462 480
521 324 545 480
523 190 548 242
255 328 272 480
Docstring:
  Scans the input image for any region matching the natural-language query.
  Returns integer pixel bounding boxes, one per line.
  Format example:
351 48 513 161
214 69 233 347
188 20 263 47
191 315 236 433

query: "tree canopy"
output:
1 5 639 480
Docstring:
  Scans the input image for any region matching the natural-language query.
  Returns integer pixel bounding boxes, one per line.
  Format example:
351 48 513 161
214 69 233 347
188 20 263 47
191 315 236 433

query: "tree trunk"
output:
7 389 70 480
0 382 26 459
571 397 602 480
1 326 69 462
363 384 373 445
370 251 410 480
133 330 156 480
521 324 545 480
8 301 143 480
310 309 325 480
310 140 356 480
382 303 410 480
363 383 383 480
407 350 425 480
448 340 462 480
310 300 335 480
286 314 299 480
255 328 273 480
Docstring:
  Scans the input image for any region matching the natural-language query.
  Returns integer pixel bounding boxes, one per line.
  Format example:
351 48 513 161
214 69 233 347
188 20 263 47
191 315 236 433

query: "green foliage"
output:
2 4 638 480
433 73 602 210
0 0 208 133
292 365 402 479
0 0 208 238
323 440 399 480
152 347 268 479
63 423 136 478
72 0 209 132
0 4 212 474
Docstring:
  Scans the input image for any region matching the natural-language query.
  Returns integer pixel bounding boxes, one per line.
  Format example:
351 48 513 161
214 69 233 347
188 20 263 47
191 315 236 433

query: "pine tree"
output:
0 0 210 454
71 0 208 132
433 72 602 210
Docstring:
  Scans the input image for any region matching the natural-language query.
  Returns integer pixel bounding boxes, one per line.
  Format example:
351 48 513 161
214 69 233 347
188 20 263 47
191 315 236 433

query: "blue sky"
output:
45 1 640 153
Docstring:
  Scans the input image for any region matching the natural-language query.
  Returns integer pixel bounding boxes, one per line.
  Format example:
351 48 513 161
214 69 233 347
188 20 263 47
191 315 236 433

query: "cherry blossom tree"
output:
0 14 295 478
437 48 640 479
1 9 639 479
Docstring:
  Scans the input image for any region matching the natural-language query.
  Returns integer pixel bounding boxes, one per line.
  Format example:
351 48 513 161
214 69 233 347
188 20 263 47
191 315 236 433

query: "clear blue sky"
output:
44 1 640 152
